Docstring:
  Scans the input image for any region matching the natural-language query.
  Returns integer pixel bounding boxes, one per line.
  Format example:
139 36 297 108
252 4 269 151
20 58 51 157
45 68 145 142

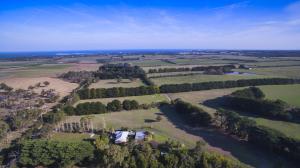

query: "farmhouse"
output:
113 130 147 144
114 131 129 144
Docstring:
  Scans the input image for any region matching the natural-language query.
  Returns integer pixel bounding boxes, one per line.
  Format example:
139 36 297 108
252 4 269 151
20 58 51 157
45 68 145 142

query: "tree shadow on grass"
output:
158 105 294 168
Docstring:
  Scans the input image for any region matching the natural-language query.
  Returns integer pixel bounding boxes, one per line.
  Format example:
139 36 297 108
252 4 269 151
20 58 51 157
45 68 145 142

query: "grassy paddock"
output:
0 63 72 78
253 118 300 140
89 79 145 89
151 73 272 86
74 94 169 106
258 84 300 107
132 60 174 67
238 66 300 78
64 107 201 147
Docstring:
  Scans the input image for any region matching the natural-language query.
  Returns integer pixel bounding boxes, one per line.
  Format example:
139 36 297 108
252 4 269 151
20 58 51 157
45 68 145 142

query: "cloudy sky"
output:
0 0 300 51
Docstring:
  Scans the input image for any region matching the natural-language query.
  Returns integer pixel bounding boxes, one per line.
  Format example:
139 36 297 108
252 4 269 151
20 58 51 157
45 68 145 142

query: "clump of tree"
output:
19 140 94 167
59 71 95 83
96 63 145 79
174 99 212 127
18 137 246 168
0 120 9 140
5 109 42 131
0 83 13 92
92 133 246 168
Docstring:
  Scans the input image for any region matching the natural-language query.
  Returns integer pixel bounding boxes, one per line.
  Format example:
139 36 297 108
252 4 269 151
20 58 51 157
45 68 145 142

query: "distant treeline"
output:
78 78 300 99
174 99 212 126
64 99 156 116
215 109 300 162
148 65 236 73
222 87 300 122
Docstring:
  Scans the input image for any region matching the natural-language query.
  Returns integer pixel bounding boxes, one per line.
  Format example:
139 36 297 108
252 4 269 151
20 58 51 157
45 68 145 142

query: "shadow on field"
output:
158 105 292 168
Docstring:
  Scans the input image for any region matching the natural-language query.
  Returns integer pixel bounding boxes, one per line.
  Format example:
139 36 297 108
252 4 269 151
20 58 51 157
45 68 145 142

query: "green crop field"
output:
89 79 145 89
258 84 300 107
74 94 169 106
151 73 273 86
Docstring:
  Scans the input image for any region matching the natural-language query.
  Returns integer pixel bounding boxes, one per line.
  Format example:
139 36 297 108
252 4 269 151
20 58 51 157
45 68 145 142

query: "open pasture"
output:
64 107 202 146
64 106 282 167
74 94 169 106
131 60 175 67
89 79 144 89
0 63 72 78
238 66 300 78
252 118 300 140
258 84 300 107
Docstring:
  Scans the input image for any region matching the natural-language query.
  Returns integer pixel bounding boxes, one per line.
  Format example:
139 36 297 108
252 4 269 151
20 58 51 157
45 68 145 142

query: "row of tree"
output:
148 65 236 73
64 99 152 115
215 109 300 162
78 78 300 99
159 78 299 93
224 87 300 121
174 99 212 126
19 137 246 168
78 86 159 99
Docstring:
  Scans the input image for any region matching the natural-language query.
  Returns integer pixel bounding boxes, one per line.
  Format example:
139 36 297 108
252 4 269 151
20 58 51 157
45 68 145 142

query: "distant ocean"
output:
0 49 186 59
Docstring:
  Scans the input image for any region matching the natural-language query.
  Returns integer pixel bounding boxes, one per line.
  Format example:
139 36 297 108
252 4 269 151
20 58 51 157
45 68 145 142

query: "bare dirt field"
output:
0 77 78 98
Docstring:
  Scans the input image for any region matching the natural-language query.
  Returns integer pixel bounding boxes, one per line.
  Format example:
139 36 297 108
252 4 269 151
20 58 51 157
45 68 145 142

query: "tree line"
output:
215 109 300 163
78 86 159 99
159 78 299 93
148 65 236 74
78 78 300 99
223 87 300 122
64 99 156 116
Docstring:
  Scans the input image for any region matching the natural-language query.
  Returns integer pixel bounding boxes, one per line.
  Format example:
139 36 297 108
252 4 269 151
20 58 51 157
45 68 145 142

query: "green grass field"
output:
132 60 174 67
258 84 300 107
253 118 300 140
238 66 300 78
74 94 169 106
151 73 273 86
65 107 200 147
89 79 145 89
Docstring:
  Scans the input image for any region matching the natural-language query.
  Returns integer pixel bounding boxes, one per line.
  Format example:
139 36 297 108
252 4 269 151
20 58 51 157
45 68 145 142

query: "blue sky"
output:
0 0 300 51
